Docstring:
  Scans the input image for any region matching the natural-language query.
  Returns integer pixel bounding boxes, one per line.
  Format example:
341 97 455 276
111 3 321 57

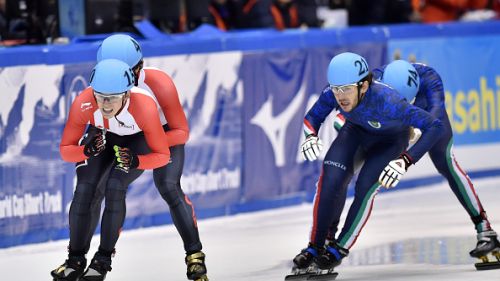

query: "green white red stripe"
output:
338 183 380 249
445 140 488 231
333 113 345 131
303 119 316 137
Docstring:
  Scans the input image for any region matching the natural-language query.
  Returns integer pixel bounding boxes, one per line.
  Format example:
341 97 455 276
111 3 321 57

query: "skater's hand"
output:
83 129 106 157
379 153 412 189
114 145 139 173
301 135 323 161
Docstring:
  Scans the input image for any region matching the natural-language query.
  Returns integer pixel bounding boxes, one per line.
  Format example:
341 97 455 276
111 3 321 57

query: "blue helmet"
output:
97 34 143 68
90 59 135 94
327 52 370 86
381 60 420 103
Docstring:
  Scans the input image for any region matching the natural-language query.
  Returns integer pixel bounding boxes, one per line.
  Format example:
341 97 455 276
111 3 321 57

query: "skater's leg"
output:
154 144 207 280
336 135 406 249
309 126 358 248
83 162 113 254
99 166 144 253
292 125 358 272
52 142 114 280
81 166 144 280
154 145 202 253
326 148 365 243
429 117 492 233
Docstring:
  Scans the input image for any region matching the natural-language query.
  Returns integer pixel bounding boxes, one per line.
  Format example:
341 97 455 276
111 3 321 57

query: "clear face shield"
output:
93 91 127 103
330 82 361 96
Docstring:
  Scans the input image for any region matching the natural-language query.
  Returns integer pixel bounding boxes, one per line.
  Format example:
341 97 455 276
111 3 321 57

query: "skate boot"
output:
80 252 112 281
470 230 500 258
285 244 321 280
293 243 320 269
185 251 208 281
314 242 348 270
50 255 86 281
470 230 500 270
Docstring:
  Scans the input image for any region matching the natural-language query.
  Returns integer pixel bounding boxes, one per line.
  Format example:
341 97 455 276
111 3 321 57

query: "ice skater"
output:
287 52 444 280
51 59 170 281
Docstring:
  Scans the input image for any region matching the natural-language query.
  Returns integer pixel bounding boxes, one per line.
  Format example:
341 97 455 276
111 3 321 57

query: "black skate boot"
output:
293 243 320 269
50 255 86 281
470 230 500 270
470 230 500 258
80 252 112 281
285 244 321 280
314 242 348 270
185 251 208 281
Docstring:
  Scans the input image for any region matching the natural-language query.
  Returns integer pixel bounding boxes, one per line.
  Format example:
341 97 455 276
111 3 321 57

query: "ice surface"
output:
1 178 499 281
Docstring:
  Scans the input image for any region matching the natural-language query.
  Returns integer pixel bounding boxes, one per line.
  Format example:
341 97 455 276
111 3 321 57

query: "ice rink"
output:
1 177 499 281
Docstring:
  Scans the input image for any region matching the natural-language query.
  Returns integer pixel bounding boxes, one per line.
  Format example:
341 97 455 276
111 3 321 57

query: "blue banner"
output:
0 55 244 247
241 45 386 201
388 35 500 145
2 23 500 248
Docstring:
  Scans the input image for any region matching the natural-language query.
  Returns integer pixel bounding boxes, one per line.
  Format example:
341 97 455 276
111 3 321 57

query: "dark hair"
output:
360 72 373 85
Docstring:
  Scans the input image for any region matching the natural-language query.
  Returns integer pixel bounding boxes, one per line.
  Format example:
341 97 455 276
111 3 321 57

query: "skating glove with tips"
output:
114 145 139 173
379 153 413 189
301 134 323 161
83 129 106 157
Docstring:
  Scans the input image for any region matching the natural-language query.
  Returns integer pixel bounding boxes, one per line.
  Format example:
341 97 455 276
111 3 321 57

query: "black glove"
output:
113 145 139 173
83 130 106 157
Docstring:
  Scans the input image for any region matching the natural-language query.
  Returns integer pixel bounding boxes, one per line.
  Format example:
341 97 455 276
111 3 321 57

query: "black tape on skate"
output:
307 272 339 280
475 261 500 270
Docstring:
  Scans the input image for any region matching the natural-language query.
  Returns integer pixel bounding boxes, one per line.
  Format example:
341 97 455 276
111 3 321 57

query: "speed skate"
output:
285 265 338 281
474 250 500 270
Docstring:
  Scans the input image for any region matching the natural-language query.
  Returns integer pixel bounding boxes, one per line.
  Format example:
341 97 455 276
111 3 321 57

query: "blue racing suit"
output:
303 80 443 249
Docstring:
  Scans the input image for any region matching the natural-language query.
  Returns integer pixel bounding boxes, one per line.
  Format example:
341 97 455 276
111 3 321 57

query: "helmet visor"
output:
330 82 360 96
94 91 126 103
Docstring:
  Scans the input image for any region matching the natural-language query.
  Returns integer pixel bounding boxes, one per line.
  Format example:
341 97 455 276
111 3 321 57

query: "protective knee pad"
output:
71 183 97 215
157 180 184 207
104 178 127 211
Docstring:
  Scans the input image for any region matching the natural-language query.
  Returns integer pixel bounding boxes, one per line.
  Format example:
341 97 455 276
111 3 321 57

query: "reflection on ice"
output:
347 236 477 266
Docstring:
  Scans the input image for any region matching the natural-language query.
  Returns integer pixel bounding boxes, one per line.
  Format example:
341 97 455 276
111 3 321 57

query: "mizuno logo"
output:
368 121 381 129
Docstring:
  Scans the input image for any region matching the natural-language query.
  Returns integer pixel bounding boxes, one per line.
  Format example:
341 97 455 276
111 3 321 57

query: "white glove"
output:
301 135 323 161
409 127 422 145
379 158 407 189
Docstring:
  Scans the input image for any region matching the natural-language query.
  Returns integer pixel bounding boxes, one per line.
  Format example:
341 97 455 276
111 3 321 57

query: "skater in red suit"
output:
51 59 170 281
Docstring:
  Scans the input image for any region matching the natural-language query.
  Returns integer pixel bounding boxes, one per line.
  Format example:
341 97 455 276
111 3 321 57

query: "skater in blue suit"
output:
372 60 500 263
290 52 444 276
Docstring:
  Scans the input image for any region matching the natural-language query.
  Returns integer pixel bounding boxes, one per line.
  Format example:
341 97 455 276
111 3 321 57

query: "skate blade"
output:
285 267 316 281
307 272 339 280
475 261 500 271
285 273 311 281
194 275 209 281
